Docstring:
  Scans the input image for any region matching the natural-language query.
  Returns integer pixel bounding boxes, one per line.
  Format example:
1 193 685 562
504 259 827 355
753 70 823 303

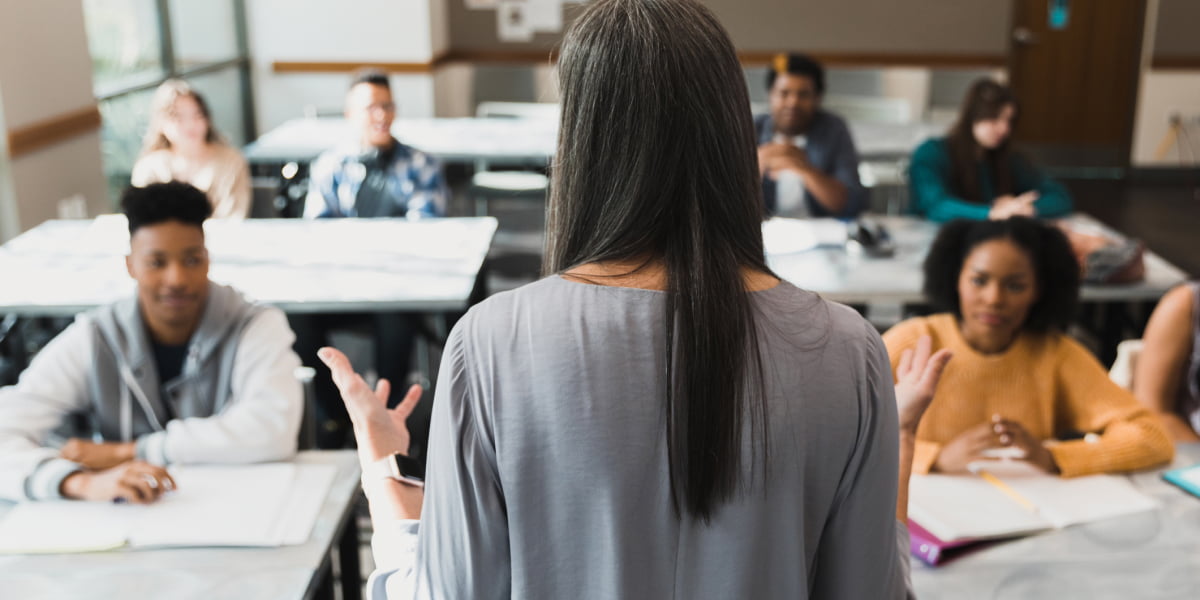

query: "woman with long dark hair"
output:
317 0 943 597
908 79 1071 222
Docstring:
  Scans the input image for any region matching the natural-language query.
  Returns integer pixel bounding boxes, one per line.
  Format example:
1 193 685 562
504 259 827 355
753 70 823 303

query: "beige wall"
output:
449 0 1011 56
246 0 442 132
0 0 107 242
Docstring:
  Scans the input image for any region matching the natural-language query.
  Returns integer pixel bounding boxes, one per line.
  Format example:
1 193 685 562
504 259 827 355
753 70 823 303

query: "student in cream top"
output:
131 79 252 220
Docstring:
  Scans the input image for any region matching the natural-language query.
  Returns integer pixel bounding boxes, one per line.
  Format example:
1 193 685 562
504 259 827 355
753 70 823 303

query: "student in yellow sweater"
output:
883 217 1173 477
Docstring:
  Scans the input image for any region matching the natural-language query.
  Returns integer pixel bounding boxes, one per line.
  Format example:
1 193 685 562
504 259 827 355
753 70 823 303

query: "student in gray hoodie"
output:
0 182 302 503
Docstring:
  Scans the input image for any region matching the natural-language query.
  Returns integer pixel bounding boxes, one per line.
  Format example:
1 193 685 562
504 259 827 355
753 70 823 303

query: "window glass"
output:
168 0 239 71
83 0 164 97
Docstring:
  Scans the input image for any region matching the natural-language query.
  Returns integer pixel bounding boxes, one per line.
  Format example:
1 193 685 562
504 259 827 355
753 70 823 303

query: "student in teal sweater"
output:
909 79 1071 222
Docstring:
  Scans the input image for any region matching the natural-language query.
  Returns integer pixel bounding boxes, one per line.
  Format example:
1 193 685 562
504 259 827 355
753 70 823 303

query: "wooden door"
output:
1008 0 1147 167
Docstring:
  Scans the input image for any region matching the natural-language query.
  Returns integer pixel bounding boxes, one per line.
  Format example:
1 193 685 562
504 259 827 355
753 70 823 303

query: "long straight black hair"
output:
545 0 774 521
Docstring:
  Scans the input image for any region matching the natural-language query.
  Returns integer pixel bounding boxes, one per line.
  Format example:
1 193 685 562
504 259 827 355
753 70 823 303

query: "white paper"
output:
0 463 338 554
0 501 130 554
497 1 535 42
269 464 339 545
527 0 563 33
761 217 848 255
129 464 297 548
980 460 1159 529
909 461 1159 543
908 473 1051 543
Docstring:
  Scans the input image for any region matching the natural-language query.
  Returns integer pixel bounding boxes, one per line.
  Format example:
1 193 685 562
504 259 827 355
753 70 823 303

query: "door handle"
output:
1013 27 1038 45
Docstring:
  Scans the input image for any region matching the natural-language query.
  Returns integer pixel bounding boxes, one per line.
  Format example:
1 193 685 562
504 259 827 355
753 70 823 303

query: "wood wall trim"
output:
272 50 1009 74
1151 56 1200 70
272 60 442 74
740 51 1006 68
6 105 102 159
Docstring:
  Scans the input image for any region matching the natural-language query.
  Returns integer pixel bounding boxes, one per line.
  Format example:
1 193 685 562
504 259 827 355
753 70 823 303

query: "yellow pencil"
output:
976 469 1039 513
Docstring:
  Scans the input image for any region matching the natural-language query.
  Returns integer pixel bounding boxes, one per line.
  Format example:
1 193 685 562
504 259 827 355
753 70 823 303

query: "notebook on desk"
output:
0 463 337 554
908 460 1159 564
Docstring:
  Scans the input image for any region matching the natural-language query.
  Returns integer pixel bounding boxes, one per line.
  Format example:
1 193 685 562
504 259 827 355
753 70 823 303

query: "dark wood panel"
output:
1009 0 1146 156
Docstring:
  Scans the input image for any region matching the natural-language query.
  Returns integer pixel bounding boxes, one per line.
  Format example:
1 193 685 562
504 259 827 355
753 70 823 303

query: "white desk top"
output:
0 451 360 600
766 215 1189 305
242 116 940 166
0 216 497 316
913 443 1200 599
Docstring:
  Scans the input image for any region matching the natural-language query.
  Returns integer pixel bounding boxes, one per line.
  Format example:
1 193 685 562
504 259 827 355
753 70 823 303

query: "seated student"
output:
1134 282 1200 441
132 80 253 219
883 217 1173 477
293 69 448 450
0 182 302 503
302 69 447 219
755 53 867 219
908 79 1072 223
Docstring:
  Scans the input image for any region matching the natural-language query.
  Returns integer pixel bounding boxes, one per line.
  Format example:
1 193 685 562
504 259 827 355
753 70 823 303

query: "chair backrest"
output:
1109 338 1144 390
475 101 560 121
294 366 319 450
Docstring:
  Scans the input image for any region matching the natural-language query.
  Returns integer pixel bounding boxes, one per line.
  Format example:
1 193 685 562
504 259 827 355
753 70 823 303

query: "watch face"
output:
394 453 426 483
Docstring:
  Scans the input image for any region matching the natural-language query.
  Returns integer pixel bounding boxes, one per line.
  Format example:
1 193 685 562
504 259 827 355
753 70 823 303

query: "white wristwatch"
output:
361 452 425 488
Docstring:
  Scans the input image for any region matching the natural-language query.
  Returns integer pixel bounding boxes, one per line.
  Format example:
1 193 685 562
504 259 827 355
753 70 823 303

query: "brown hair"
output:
140 79 222 155
945 78 1018 204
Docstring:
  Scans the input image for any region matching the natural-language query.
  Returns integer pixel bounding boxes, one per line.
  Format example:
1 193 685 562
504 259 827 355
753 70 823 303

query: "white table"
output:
0 216 498 316
913 443 1200 599
765 215 1189 305
243 116 941 167
0 451 363 600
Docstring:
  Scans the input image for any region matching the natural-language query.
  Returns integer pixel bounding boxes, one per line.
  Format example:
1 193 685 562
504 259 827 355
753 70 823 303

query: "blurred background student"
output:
883 217 1172 477
1134 281 1200 442
132 79 252 220
908 79 1071 223
755 53 866 219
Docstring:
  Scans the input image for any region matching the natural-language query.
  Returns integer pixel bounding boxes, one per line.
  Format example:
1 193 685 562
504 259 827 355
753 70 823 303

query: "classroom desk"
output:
0 451 363 600
765 214 1189 306
0 216 497 316
242 116 941 168
912 443 1200 599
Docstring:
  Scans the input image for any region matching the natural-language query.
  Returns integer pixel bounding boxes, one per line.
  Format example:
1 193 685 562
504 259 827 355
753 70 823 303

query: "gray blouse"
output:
372 276 908 599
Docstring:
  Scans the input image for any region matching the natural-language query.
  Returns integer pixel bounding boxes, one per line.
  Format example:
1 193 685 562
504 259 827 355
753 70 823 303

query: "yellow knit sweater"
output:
883 314 1174 477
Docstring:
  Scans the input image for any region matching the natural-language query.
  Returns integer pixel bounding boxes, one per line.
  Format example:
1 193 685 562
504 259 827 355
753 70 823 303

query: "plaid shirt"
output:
304 137 447 219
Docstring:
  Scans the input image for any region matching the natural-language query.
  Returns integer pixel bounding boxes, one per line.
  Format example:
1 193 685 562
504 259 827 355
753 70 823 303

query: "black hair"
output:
350 68 391 92
548 0 773 522
765 53 825 95
923 217 1080 333
945 78 1019 204
120 181 212 235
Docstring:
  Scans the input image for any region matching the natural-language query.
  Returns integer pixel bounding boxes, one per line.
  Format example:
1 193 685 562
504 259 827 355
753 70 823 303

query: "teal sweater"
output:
908 138 1071 222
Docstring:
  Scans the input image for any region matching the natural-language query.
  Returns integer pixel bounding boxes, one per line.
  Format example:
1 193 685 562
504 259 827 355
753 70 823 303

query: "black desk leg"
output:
339 509 363 600
312 561 335 600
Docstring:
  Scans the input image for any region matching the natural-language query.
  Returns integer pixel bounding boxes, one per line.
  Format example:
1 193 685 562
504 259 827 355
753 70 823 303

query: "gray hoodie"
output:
0 282 303 501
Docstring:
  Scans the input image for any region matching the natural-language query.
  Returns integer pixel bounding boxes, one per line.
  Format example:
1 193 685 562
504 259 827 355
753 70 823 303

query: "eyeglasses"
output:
361 102 396 114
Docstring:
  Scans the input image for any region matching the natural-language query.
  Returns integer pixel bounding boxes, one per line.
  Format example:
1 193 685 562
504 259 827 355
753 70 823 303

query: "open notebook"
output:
908 460 1159 565
0 463 337 554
